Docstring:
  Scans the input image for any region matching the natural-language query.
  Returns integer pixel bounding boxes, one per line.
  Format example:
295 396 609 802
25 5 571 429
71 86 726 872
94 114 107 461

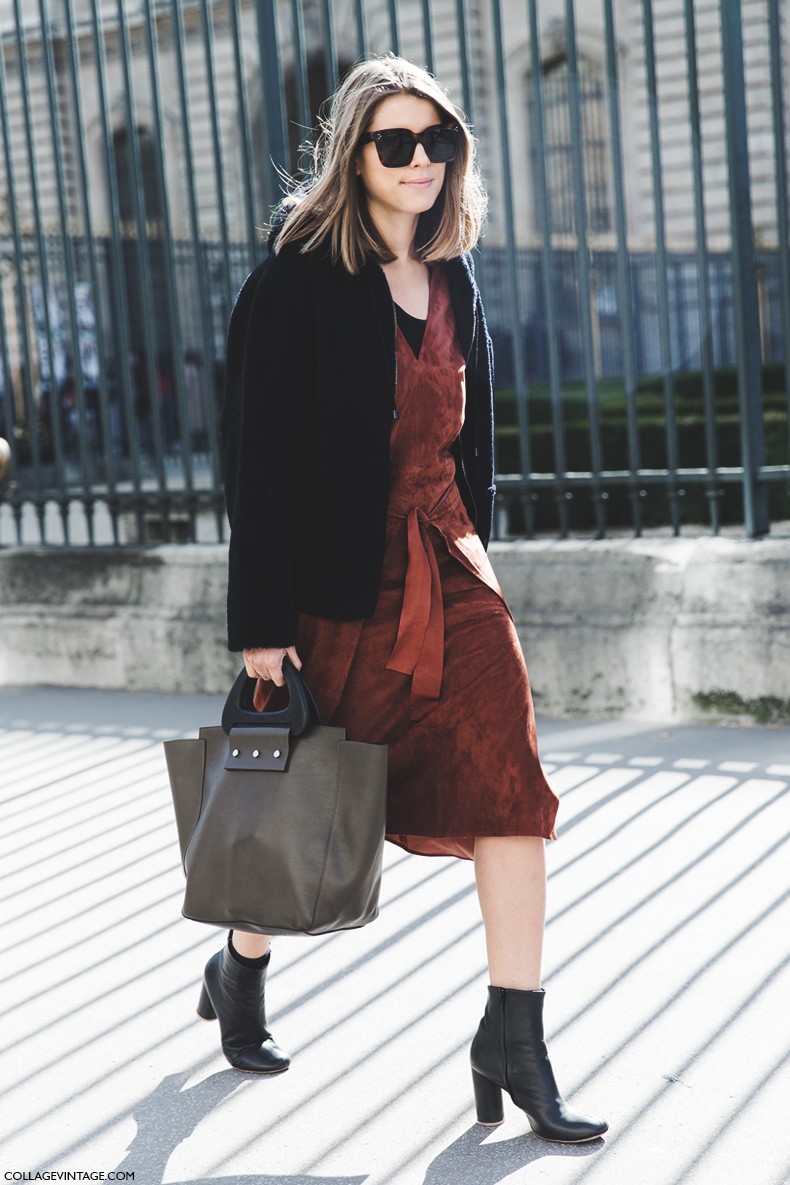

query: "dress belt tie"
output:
385 505 444 721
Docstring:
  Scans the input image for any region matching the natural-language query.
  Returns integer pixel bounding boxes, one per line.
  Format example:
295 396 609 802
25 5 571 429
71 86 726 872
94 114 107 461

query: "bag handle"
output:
221 657 322 736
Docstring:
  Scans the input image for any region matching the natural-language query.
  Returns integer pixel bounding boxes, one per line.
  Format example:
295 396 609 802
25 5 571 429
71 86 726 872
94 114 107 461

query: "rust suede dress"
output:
257 263 559 860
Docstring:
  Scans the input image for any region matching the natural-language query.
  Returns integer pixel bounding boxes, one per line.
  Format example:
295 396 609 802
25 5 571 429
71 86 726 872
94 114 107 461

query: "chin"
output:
400 188 440 213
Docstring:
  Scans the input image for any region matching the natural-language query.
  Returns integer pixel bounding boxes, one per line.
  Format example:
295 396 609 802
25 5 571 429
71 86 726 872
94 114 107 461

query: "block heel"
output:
472 1068 504 1126
197 982 216 1020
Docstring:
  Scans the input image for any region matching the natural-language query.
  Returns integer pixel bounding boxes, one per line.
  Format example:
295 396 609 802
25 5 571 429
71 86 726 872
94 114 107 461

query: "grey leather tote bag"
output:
163 660 388 936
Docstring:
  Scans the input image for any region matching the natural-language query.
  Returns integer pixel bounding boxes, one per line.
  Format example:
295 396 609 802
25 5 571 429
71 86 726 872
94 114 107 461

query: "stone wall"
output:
1 537 788 723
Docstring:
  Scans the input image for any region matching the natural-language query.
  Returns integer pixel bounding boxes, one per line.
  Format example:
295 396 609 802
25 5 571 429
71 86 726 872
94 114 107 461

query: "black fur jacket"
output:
221 235 496 652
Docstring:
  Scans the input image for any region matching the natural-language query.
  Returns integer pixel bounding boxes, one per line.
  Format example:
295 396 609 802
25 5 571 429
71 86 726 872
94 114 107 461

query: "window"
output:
113 126 163 234
531 55 612 236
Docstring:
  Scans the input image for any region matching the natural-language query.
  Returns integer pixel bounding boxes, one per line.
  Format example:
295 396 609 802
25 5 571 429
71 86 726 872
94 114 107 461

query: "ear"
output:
354 156 361 176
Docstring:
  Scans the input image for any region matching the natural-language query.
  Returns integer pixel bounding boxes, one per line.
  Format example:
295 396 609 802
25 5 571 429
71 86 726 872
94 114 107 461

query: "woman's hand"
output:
243 645 302 688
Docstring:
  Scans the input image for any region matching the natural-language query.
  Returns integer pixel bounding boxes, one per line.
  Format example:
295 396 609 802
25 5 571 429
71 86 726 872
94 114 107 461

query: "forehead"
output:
368 92 446 131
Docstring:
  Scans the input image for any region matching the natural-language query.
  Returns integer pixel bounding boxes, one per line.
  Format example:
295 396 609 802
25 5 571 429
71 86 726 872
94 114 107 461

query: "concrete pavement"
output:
0 686 788 1185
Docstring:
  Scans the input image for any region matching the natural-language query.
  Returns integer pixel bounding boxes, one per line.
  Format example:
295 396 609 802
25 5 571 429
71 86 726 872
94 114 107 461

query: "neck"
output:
367 203 420 264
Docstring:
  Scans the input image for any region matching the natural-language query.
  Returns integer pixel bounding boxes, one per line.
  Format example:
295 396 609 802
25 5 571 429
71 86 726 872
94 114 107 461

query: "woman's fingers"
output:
242 646 289 686
268 654 286 687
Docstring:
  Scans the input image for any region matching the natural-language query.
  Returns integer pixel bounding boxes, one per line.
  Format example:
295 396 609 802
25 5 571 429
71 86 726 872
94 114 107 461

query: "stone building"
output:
0 0 787 395
0 0 786 247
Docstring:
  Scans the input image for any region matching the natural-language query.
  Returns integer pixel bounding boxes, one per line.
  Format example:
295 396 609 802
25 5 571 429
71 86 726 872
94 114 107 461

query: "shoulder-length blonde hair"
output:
272 54 487 273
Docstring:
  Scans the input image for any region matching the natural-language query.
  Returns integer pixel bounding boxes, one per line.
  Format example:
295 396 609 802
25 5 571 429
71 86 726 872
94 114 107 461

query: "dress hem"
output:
386 828 558 861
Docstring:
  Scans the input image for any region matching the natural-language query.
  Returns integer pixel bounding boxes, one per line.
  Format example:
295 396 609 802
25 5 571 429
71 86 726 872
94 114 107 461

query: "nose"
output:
411 141 431 166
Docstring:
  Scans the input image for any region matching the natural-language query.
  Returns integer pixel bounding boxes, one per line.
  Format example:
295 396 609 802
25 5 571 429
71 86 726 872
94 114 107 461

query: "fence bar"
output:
255 0 289 213
141 0 196 538
169 0 224 538
0 245 19 533
565 0 605 536
386 0 401 56
290 0 311 166
527 0 568 536
491 0 533 534
62 0 119 542
0 31 44 535
198 0 236 316
229 0 260 270
641 0 681 534
0 287 22 542
421 0 435 74
499 463 780 488
683 0 720 534
353 0 369 60
768 0 790 468
37 0 98 542
115 0 170 537
0 241 23 540
88 1 144 542
454 0 473 123
720 0 770 536
12 0 69 541
603 0 642 535
320 0 339 96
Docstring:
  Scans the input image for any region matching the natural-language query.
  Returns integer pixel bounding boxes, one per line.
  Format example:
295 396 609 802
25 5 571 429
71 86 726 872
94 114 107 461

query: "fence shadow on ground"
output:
1 698 788 1183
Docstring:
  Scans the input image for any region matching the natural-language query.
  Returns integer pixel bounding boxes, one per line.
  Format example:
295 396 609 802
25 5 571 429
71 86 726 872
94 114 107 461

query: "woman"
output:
202 53 607 1144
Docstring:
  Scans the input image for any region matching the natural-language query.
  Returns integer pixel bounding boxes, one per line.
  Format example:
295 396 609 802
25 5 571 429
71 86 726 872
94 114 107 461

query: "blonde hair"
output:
272 54 487 273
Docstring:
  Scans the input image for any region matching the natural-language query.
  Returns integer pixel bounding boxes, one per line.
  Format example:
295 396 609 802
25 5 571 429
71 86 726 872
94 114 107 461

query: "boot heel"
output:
472 1069 504 1126
197 983 216 1021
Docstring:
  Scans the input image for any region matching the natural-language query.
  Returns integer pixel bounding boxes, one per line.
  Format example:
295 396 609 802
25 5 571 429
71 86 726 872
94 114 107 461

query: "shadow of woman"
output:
112 1067 367 1185
421 1123 605 1185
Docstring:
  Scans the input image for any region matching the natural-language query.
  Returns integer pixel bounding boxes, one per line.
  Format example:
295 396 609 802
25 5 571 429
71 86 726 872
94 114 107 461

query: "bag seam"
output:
310 738 344 931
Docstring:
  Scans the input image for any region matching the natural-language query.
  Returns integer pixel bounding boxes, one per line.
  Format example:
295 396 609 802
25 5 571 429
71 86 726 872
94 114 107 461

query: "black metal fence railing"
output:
0 0 788 545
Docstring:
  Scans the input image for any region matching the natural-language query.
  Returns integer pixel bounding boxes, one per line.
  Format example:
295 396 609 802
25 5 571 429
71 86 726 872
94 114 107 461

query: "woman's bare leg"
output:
231 931 271 958
473 836 546 989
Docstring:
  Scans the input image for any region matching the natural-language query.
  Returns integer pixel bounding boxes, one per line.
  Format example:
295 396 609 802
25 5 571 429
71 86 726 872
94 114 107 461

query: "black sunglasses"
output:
359 123 460 168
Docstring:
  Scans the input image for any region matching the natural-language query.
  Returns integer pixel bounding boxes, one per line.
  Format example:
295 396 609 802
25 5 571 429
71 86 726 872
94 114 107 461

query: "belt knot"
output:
385 506 444 721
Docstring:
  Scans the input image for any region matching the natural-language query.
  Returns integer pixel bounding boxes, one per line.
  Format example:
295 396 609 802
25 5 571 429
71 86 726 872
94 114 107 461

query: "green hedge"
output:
494 364 790 531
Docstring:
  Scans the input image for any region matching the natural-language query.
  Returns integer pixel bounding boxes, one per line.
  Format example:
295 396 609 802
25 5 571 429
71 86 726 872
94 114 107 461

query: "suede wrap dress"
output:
258 263 558 860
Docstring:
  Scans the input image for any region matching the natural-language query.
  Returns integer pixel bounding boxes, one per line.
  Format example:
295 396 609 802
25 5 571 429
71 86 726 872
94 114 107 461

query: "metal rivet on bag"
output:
232 748 239 757
273 749 281 758
252 749 260 758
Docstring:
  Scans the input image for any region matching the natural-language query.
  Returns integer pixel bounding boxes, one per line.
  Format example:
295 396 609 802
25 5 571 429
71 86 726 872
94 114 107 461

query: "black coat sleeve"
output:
222 251 313 651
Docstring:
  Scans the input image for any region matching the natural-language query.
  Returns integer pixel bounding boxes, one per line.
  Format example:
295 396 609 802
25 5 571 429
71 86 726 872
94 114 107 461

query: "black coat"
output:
222 239 496 651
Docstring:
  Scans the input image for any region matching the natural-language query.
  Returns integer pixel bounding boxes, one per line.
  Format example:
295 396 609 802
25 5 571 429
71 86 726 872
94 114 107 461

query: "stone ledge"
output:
1 538 788 722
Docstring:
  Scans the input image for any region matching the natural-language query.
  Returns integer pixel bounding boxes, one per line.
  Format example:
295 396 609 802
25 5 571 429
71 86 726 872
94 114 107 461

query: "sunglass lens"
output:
377 130 412 167
426 127 458 162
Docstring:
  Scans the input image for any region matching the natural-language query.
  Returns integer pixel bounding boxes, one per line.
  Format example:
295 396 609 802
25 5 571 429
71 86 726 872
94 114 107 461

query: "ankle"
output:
228 931 271 968
488 981 543 992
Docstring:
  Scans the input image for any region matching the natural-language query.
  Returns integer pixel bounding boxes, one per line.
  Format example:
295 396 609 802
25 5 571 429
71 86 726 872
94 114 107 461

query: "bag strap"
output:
221 657 322 736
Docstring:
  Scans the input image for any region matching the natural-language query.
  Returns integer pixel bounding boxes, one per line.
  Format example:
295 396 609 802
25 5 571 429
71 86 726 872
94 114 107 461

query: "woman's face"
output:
355 93 449 224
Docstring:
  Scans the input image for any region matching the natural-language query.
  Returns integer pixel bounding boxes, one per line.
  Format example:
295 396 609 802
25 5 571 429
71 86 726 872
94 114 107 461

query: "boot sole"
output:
229 1063 290 1076
530 1129 607 1144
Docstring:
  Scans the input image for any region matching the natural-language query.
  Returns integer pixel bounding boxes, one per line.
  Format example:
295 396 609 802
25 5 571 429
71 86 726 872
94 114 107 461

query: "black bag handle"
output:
221 657 322 736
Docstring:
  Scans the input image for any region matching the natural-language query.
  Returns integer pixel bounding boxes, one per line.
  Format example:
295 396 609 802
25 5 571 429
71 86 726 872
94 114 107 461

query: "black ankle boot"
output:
196 937 290 1074
470 986 607 1142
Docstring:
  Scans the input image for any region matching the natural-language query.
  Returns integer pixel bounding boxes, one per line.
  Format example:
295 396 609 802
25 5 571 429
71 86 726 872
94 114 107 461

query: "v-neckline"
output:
395 264 435 361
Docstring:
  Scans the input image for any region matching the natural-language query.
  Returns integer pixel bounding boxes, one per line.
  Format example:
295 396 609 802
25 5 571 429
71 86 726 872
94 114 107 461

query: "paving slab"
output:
0 686 788 1185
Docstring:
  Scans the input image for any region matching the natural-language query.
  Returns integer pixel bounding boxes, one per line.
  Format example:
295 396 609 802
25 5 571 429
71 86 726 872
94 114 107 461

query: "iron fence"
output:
0 0 788 545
